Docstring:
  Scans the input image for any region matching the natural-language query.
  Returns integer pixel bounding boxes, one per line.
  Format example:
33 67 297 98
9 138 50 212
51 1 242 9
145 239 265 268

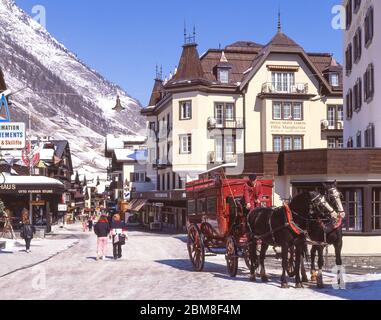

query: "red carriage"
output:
186 174 273 276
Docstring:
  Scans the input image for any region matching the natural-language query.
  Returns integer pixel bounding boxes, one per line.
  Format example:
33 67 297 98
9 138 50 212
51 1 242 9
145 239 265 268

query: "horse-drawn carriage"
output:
186 175 273 276
186 174 346 288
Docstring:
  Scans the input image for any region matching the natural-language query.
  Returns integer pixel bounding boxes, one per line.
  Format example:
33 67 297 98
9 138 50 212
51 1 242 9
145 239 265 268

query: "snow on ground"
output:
0 229 79 278
0 225 380 300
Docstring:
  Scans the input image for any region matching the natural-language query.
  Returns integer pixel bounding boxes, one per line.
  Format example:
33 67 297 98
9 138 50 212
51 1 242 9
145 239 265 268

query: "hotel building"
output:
134 22 344 232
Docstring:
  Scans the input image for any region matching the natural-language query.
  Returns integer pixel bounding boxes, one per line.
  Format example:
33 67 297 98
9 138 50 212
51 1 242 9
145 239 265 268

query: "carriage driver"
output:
244 174 263 212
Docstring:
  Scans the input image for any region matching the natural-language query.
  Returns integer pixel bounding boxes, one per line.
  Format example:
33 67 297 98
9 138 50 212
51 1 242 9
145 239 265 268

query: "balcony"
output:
207 117 244 130
153 158 171 169
260 82 309 95
321 119 344 131
208 151 237 165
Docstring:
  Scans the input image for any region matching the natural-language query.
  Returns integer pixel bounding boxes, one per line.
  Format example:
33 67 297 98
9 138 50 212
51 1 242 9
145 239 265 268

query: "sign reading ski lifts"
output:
0 94 26 150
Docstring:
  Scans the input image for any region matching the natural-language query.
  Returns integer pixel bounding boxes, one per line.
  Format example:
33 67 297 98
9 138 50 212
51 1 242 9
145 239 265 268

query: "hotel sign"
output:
0 122 26 149
270 121 307 134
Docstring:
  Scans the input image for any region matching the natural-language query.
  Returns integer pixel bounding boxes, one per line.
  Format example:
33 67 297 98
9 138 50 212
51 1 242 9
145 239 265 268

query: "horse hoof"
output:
261 276 269 283
281 283 289 289
250 276 256 282
302 277 309 283
295 283 304 289
317 283 324 289
311 275 317 282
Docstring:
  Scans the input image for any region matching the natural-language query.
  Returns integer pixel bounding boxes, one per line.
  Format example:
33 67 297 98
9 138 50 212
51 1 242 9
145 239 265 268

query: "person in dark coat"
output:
94 215 111 260
88 215 94 232
110 214 128 260
20 210 36 253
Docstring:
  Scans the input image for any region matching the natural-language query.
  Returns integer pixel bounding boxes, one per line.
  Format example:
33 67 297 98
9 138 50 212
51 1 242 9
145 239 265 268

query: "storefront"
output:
131 191 187 232
242 149 381 255
0 175 65 232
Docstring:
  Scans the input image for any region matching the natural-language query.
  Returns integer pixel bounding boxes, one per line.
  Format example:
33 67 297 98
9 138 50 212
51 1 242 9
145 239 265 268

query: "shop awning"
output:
0 175 65 194
127 199 147 212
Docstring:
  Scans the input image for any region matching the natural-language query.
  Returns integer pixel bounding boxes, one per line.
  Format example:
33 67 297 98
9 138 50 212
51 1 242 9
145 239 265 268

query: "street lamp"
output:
112 95 125 113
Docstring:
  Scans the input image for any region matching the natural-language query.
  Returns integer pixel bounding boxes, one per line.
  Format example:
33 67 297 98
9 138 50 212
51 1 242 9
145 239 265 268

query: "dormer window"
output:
218 69 229 84
330 73 339 87
216 51 232 84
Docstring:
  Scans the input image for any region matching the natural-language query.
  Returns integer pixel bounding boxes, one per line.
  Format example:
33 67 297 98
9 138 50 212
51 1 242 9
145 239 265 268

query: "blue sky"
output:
16 0 343 106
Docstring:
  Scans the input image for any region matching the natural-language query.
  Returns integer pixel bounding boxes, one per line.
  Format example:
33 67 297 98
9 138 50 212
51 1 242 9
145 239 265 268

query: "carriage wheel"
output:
244 243 261 273
226 237 238 277
187 224 205 272
287 246 296 277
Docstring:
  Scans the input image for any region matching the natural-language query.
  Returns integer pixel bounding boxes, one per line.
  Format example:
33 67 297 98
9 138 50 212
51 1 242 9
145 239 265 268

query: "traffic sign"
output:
0 95 10 123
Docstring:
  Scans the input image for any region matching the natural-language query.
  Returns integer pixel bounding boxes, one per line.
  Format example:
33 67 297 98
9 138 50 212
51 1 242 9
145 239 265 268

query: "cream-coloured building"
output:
344 0 379 147
142 25 343 191
135 24 343 232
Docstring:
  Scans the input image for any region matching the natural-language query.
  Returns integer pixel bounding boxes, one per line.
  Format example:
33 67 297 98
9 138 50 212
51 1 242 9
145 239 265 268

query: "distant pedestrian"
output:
88 215 94 232
94 215 110 261
20 210 35 253
110 214 128 260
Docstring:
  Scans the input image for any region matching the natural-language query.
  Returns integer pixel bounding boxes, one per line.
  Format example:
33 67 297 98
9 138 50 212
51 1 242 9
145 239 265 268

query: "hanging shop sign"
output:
0 184 64 194
31 200 46 206
0 122 26 149
58 204 68 212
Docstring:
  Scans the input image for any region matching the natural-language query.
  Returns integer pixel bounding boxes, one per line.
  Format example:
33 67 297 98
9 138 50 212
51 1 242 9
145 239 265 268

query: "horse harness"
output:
247 204 342 248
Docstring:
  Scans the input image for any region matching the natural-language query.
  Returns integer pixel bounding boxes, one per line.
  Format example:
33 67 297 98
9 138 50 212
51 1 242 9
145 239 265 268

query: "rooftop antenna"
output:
277 6 282 32
184 22 196 44
155 64 162 80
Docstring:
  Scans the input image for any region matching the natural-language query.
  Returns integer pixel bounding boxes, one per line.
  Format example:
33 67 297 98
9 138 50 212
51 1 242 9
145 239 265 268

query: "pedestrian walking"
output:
110 214 128 260
94 215 110 260
88 215 94 232
20 210 36 253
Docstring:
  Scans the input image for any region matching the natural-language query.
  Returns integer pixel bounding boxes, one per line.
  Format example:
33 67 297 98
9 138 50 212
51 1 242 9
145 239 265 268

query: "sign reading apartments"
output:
0 122 26 149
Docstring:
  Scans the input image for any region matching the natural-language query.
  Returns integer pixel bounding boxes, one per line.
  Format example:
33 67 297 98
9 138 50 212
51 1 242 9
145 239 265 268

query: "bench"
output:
0 241 6 250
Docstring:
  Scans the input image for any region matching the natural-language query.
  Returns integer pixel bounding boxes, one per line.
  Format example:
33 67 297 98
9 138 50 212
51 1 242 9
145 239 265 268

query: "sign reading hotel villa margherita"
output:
0 122 26 149
270 121 307 134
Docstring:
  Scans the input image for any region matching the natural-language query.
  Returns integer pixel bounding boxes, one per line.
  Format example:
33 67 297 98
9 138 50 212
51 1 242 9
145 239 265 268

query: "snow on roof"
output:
4 175 64 186
114 148 147 162
106 134 147 152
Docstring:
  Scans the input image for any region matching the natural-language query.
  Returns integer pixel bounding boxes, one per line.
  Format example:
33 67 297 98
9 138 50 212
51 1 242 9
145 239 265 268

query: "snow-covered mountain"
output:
0 0 145 181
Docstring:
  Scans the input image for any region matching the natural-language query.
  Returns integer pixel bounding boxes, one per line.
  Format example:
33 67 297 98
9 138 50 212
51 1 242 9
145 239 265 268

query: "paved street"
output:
0 224 381 300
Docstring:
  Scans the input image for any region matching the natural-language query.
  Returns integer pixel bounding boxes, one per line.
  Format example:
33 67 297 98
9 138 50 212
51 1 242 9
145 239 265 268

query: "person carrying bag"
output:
110 214 128 260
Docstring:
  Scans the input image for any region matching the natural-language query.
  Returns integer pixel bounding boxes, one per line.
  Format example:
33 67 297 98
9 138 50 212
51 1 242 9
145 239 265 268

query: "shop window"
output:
197 198 206 214
342 188 363 232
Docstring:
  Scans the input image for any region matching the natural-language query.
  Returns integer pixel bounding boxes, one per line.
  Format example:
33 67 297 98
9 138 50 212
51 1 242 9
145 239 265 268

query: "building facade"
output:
135 24 343 231
143 27 343 188
344 0 379 147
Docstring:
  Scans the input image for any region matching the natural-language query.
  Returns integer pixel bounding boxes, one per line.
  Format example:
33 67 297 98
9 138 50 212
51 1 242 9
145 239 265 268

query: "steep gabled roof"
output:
148 78 165 106
240 30 335 94
166 43 208 87
265 31 301 48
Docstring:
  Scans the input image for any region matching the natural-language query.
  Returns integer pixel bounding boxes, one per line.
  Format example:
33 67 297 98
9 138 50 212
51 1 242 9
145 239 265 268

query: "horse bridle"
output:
310 193 339 220
327 187 346 219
